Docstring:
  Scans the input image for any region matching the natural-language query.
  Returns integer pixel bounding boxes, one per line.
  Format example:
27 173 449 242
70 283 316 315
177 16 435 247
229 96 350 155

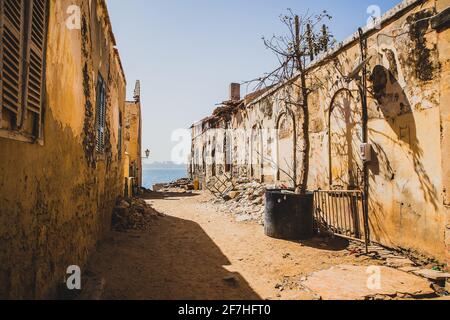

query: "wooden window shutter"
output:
0 0 26 127
96 76 106 153
23 0 48 135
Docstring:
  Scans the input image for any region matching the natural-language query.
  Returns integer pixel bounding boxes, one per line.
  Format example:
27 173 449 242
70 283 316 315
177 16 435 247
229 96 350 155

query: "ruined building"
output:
191 0 450 265
0 0 142 298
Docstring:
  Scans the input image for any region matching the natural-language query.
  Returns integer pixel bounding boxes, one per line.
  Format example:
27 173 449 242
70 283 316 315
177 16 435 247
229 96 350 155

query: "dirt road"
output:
84 192 377 300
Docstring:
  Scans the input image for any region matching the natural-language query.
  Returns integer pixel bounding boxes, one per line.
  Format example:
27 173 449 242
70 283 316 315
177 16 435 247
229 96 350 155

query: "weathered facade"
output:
0 0 140 298
123 80 143 196
191 0 450 265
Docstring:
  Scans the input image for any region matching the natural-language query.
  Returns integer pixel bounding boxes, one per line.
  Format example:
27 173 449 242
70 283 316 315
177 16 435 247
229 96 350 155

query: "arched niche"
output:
250 123 264 181
328 88 363 190
276 110 296 186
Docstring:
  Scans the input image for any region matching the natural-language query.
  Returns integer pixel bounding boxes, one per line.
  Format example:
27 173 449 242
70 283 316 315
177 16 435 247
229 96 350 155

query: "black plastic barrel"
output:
264 190 314 240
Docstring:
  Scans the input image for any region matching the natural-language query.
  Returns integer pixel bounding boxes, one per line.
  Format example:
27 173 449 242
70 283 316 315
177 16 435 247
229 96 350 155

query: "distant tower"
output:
133 80 141 103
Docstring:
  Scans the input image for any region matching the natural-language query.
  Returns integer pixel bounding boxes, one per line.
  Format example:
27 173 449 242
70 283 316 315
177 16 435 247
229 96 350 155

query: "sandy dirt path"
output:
85 192 374 300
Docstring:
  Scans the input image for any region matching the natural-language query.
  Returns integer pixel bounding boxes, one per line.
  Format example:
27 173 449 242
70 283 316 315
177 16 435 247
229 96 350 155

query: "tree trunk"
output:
299 73 310 195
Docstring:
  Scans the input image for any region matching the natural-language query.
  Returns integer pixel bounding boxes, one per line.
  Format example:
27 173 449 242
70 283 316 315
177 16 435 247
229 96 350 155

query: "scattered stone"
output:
236 214 253 223
431 283 449 297
413 269 450 281
112 197 162 231
386 257 415 268
117 200 131 209
380 254 400 260
228 191 241 199
210 181 267 223
223 276 239 287
301 265 435 300
399 266 421 273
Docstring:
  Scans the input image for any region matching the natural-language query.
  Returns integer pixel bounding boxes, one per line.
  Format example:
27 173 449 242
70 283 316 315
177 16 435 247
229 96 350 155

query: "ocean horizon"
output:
142 167 188 190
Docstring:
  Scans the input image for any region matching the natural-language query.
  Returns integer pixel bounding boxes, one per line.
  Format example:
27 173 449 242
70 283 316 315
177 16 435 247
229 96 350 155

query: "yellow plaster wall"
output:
124 100 142 187
0 0 127 298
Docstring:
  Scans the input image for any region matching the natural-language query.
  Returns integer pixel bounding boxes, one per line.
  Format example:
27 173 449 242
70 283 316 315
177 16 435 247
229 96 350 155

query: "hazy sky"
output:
106 0 401 163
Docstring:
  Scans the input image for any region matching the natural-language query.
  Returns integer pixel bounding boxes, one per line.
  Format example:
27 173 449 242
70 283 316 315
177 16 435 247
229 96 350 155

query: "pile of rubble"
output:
112 197 163 231
212 181 266 225
153 178 194 193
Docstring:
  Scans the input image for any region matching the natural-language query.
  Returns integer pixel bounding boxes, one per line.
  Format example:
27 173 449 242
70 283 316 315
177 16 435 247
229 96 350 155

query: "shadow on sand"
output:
141 190 200 200
84 206 261 300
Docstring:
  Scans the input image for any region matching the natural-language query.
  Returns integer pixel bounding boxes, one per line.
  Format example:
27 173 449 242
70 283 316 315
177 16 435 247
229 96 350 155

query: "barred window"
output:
95 74 107 153
0 0 48 141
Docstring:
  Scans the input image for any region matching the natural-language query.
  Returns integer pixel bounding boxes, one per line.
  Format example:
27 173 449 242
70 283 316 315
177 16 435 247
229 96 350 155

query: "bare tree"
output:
246 9 334 194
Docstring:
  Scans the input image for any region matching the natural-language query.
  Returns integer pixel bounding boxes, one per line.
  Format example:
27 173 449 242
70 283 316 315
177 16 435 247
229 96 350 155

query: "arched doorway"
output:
224 131 232 174
202 144 207 175
251 124 263 181
276 111 296 186
329 89 363 190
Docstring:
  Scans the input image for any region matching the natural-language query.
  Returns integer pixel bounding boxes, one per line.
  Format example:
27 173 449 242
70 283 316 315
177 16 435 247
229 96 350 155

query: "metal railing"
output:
314 190 370 249
205 173 235 199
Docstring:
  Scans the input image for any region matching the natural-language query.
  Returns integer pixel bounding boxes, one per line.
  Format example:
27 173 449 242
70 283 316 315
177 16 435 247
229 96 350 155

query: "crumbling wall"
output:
191 0 450 263
0 0 127 298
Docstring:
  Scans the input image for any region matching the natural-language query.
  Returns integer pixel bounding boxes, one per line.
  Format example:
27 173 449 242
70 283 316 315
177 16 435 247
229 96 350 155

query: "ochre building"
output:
0 0 142 298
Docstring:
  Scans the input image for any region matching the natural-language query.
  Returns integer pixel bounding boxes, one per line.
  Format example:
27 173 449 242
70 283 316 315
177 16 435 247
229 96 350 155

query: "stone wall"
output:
0 0 128 298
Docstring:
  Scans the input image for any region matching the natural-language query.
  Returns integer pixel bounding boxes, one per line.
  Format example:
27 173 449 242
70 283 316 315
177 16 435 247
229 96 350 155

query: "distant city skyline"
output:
107 0 402 162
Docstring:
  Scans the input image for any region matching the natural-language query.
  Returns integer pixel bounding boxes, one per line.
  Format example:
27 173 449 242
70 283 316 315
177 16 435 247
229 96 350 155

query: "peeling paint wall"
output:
124 87 143 190
436 0 450 266
0 0 128 298
192 0 450 264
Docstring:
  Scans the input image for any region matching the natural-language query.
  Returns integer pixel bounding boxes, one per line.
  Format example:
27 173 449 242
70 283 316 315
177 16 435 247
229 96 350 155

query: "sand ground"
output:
84 191 382 300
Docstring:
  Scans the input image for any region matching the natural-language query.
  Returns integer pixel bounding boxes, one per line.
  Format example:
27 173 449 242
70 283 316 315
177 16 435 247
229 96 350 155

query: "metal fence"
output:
314 190 369 248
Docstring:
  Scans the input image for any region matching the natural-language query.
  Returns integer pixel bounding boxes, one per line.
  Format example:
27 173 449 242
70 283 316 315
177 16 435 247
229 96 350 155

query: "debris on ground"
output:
300 265 436 300
346 240 449 296
153 178 194 193
112 197 163 231
386 257 415 268
223 275 239 288
275 276 301 292
208 183 450 299
209 181 267 225
412 269 450 281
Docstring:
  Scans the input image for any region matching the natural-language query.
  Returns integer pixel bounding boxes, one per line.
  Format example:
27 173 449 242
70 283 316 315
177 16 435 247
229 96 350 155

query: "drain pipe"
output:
358 28 371 253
